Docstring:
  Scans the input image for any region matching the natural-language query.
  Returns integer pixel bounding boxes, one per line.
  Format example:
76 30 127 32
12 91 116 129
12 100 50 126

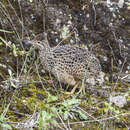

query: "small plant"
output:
38 105 58 130
38 93 58 130
57 97 87 120
104 102 120 114
38 94 87 129
103 102 121 120
0 114 12 130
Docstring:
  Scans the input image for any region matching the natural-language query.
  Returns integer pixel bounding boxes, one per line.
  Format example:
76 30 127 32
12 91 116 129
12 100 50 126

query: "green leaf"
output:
47 93 58 103
115 110 120 114
1 123 12 129
104 102 109 107
0 115 5 122
50 106 57 113
0 115 12 129
67 98 79 105
61 98 79 107
73 109 87 120
64 111 69 120
12 44 18 57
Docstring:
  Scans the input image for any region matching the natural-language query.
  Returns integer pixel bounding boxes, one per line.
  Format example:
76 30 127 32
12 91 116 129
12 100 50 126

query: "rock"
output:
109 95 127 108
96 72 105 85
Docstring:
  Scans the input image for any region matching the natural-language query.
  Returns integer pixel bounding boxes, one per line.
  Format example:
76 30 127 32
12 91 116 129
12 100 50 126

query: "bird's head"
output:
22 40 50 51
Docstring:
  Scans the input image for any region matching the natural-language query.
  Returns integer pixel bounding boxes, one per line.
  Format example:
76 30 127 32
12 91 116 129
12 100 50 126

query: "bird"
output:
24 40 102 94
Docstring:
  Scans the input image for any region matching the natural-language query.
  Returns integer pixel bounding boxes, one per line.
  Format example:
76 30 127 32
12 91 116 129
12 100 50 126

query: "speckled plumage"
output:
29 40 101 93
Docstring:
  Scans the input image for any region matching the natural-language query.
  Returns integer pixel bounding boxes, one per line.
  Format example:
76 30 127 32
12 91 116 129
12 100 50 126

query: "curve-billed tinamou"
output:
26 40 102 94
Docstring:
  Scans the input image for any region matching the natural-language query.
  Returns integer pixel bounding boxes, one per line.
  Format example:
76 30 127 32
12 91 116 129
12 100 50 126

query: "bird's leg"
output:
64 74 78 95
82 82 86 94
65 83 79 95
77 79 86 95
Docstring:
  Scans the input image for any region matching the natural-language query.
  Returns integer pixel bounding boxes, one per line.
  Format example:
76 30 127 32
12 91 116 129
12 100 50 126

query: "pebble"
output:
109 95 127 108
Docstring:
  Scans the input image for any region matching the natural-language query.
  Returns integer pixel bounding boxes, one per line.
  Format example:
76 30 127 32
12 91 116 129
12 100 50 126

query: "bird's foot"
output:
64 84 78 95
77 84 86 95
